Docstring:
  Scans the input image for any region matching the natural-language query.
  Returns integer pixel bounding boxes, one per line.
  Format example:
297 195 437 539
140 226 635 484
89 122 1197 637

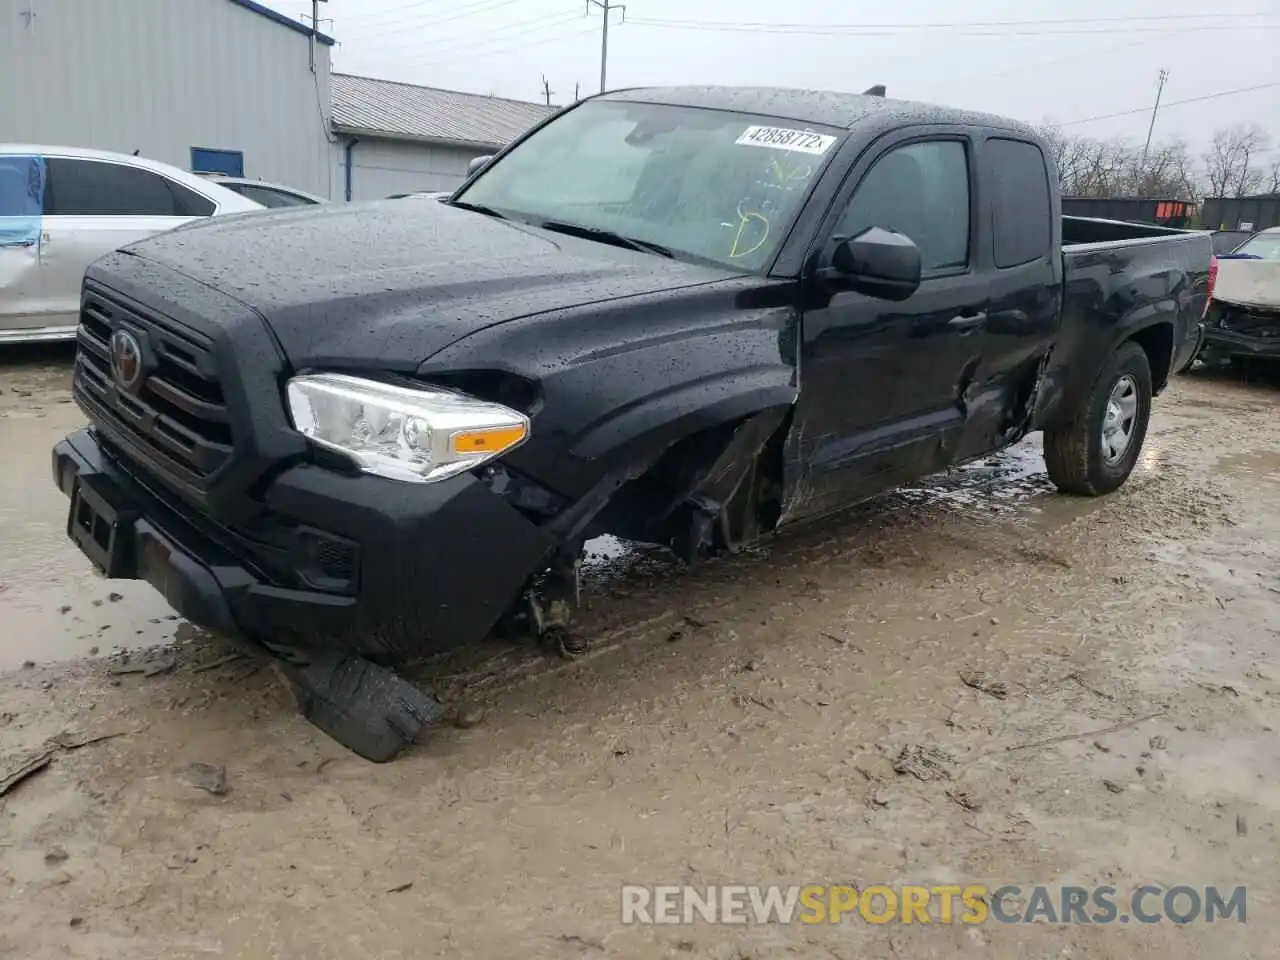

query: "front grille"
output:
1218 304 1280 339
74 290 233 485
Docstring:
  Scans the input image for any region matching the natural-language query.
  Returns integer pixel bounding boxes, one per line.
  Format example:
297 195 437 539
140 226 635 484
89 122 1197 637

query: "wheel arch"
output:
570 366 796 463
1126 321 1174 396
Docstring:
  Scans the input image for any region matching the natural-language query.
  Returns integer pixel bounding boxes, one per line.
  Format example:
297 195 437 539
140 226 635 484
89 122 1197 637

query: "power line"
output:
922 35 1168 93
341 10 583 58
387 12 584 61
381 22 597 70
626 11 1275 32
1060 81 1280 127
339 0 524 36
413 25 598 70
627 17 1280 38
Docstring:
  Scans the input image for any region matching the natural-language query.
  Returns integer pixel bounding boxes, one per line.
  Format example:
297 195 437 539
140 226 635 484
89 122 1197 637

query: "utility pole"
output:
1140 68 1169 172
310 0 319 72
574 81 581 102
587 0 625 93
541 74 555 107
305 0 328 74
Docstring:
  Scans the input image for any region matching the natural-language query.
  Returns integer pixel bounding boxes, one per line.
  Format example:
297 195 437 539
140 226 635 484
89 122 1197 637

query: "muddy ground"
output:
1 346 1278 959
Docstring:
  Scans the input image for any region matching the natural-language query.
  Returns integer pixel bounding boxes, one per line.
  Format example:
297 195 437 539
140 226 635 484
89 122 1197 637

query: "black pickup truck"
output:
52 87 1211 759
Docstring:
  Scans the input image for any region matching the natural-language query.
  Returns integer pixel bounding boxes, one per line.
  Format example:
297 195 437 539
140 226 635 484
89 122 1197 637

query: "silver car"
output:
204 175 328 208
0 145 261 344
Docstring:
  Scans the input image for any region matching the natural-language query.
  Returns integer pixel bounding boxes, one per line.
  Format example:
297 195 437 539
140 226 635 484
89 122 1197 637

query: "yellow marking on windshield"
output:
767 158 814 184
729 209 770 259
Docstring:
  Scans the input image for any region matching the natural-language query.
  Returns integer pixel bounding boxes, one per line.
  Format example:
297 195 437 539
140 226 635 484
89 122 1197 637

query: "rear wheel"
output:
1044 341 1152 496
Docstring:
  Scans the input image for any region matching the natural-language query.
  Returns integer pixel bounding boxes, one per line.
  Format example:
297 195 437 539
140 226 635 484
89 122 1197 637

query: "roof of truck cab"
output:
602 86 1037 136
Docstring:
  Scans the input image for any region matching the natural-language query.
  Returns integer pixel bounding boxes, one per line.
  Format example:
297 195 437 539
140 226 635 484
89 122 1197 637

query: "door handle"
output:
948 311 986 331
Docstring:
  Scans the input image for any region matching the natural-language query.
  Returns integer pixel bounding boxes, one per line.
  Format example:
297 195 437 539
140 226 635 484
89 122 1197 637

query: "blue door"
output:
190 148 244 177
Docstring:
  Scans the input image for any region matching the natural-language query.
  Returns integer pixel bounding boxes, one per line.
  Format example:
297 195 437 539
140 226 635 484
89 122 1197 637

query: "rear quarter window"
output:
45 158 214 217
986 138 1052 268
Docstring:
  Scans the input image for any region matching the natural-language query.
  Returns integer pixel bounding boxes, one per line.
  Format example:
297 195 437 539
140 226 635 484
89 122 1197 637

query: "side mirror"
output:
467 155 494 177
824 227 922 301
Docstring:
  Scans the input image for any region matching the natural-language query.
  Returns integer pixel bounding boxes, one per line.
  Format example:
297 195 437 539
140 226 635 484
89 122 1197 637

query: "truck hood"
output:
118 199 738 369
1215 257 1280 310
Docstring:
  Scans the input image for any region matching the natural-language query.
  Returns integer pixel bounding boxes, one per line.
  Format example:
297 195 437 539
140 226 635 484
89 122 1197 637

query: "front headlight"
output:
285 373 530 483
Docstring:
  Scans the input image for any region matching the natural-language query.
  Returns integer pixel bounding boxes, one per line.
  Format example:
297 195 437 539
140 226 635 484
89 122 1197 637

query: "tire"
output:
1044 341 1152 497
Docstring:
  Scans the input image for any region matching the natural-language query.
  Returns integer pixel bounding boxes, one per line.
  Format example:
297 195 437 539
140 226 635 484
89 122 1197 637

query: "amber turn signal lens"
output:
449 425 528 455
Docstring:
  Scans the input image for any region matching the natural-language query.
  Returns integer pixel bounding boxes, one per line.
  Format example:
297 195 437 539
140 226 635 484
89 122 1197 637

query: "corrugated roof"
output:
331 73 557 149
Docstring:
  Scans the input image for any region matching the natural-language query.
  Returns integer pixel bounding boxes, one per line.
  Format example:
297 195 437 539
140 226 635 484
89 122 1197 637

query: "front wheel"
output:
1044 341 1152 496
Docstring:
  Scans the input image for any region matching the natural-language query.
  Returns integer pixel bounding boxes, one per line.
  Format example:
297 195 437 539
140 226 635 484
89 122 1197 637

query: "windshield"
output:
456 99 844 272
1234 233 1280 260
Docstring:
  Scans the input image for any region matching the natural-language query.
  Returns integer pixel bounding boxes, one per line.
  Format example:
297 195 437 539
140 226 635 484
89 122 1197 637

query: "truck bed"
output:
1061 214 1200 247
1034 217 1213 426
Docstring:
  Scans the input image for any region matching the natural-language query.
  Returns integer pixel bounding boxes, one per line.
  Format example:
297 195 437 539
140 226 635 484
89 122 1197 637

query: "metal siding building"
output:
338 139 474 200
331 74 556 200
1 0 555 202
0 0 339 197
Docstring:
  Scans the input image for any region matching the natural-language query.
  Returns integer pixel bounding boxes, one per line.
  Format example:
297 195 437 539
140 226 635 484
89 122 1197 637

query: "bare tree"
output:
1035 124 1199 199
1202 124 1271 198
1037 125 1121 197
1267 156 1280 196
1127 138 1201 199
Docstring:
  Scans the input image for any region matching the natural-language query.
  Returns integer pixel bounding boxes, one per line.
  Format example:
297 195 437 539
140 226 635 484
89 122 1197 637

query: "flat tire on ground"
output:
1045 341 1152 497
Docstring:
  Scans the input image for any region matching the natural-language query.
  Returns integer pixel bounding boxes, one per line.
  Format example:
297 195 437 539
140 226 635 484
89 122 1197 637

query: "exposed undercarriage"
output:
268 409 794 762
500 407 792 659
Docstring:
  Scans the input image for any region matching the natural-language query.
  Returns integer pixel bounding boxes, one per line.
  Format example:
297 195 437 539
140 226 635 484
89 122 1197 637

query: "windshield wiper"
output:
448 199 508 220
535 220 675 259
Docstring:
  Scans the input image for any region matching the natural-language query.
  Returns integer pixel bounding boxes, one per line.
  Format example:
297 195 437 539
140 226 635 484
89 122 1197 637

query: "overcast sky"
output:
261 0 1279 152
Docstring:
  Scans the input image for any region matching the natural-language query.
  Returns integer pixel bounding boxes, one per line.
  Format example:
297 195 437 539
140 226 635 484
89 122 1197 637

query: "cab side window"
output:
835 140 970 273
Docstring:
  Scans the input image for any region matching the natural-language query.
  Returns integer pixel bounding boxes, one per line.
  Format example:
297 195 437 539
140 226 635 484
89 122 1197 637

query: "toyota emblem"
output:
109 329 145 392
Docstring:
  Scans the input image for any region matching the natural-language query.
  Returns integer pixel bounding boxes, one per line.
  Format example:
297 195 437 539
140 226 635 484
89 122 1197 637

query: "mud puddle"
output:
0 382 178 671
1216 451 1280 485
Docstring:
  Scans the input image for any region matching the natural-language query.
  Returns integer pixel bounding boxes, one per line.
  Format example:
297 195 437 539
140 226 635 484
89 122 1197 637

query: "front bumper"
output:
1201 301 1280 360
52 427 550 657
1201 326 1280 360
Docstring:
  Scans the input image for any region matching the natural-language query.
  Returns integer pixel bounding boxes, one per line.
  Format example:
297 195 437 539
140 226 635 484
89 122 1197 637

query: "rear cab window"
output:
985 138 1052 267
44 158 215 217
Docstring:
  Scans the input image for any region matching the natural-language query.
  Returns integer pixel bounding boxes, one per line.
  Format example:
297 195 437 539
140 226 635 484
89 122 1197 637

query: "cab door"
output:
784 130 991 522
950 136 1061 464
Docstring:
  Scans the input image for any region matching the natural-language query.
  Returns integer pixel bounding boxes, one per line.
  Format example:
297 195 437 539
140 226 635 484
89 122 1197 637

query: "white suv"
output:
0 145 261 344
